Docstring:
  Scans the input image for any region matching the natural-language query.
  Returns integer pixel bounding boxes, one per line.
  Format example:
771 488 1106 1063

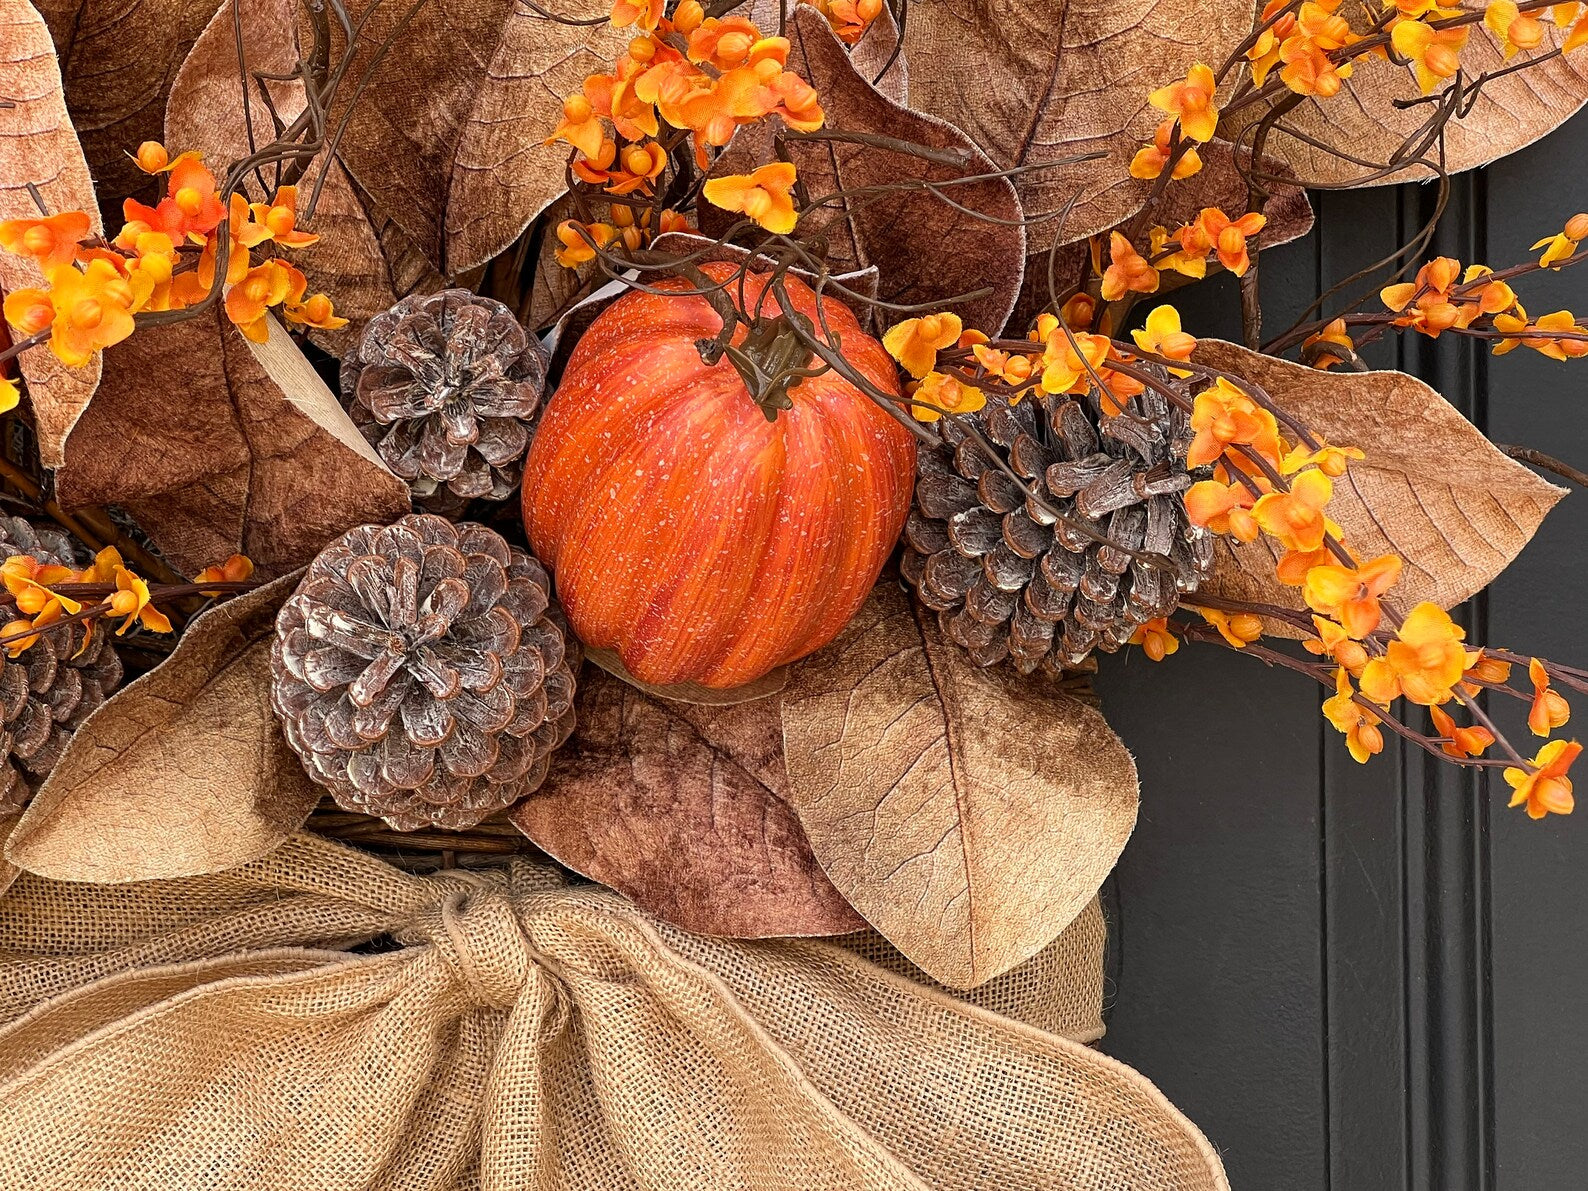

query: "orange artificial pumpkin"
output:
522 264 915 689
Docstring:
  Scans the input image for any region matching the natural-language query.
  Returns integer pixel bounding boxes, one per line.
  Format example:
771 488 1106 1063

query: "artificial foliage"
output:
0 0 1586 1180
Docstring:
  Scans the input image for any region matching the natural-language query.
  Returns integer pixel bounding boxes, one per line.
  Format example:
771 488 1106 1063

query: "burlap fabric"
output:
841 896 1110 1043
0 832 1225 1189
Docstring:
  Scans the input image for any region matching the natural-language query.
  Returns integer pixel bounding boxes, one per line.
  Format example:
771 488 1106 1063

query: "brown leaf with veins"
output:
512 667 865 938
1234 18 1588 187
57 311 410 577
4 572 317 883
314 0 626 276
165 0 441 348
32 0 218 210
898 0 1249 251
715 7 1026 332
1195 340 1567 634
0 815 17 896
780 581 1139 989
0 0 102 468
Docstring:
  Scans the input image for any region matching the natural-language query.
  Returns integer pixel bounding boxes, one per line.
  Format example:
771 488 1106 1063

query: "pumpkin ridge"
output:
523 267 916 689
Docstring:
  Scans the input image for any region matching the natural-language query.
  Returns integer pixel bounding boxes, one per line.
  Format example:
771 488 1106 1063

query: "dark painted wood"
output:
1482 115 1588 1191
1095 110 1588 1190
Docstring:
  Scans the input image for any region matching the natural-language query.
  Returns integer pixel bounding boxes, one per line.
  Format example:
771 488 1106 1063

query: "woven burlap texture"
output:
0 831 1226 1190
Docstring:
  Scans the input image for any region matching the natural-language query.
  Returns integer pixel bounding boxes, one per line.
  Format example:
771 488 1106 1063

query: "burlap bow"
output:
0 832 1226 1190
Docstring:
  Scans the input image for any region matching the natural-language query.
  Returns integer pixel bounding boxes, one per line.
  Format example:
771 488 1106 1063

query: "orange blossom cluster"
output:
0 144 343 382
546 0 827 259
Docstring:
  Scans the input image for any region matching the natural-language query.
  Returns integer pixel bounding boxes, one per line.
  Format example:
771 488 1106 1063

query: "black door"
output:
1092 110 1588 1191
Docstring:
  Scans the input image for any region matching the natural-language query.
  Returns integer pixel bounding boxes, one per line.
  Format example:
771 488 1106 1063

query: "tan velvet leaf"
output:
0 816 17 897
4 572 316 883
164 0 440 348
1195 340 1568 634
0 0 101 468
1236 22 1588 186
32 0 217 210
56 311 409 577
780 581 1140 989
316 0 626 276
511 667 866 938
897 0 1250 251
744 0 909 103
716 7 1026 333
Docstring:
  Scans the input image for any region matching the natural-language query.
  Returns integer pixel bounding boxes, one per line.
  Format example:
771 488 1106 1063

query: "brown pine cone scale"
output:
901 384 1211 673
272 514 578 831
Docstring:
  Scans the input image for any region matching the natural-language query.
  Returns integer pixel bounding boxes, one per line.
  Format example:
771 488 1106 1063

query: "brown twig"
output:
1499 445 1588 489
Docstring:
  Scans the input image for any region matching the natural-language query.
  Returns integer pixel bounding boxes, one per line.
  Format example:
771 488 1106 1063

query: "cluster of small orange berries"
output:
0 549 252 658
1240 0 1588 102
0 142 342 394
881 302 1203 422
1096 209 1270 305
883 294 1579 815
1131 2 1588 194
1155 360 1577 816
547 0 830 261
1298 219 1588 366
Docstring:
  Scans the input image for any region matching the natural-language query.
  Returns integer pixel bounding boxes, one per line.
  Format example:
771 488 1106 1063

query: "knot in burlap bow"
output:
400 883 563 1010
0 832 1228 1191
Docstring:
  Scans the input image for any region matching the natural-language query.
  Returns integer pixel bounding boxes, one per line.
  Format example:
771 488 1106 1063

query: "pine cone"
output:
271 514 578 831
342 290 550 509
0 517 122 815
900 385 1212 673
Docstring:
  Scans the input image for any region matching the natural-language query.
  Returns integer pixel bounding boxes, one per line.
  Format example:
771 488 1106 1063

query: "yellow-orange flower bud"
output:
1567 212 1588 241
717 31 753 63
135 141 169 173
4 290 53 335
1425 42 1461 76
673 0 703 33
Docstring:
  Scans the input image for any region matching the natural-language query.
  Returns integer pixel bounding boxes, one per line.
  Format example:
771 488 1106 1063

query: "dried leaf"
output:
0 816 17 897
1195 340 1568 632
1235 26 1588 186
584 645 790 706
511 667 866 938
527 197 598 334
56 311 410 577
716 7 1026 333
5 571 316 883
897 0 1249 250
780 581 1139 989
0 0 102 468
165 0 440 347
745 0 909 104
846 0 908 105
317 0 627 276
32 0 217 208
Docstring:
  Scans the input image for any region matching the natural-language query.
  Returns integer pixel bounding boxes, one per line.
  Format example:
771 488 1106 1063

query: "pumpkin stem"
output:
720 310 825 422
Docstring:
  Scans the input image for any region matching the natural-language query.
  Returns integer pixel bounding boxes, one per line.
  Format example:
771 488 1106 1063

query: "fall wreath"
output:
0 0 1584 1185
